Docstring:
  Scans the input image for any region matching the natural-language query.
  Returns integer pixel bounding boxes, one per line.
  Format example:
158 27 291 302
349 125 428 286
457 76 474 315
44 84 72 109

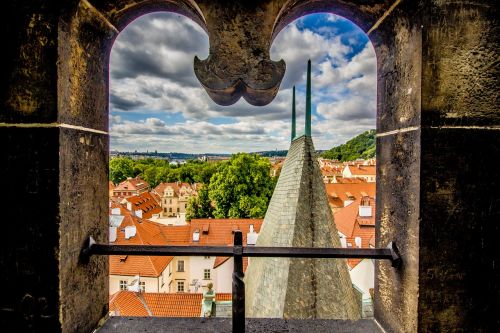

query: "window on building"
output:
169 199 172 204
164 208 167 212
177 281 185 292
177 260 184 272
204 269 211 280
119 280 127 290
139 281 145 292
177 207 180 212
169 207 172 212
204 256 211 259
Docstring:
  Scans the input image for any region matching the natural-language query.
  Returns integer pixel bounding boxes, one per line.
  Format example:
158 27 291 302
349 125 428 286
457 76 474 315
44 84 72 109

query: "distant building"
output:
333 196 376 317
123 192 162 219
342 164 376 182
108 205 172 295
324 182 376 213
153 182 200 217
113 177 150 198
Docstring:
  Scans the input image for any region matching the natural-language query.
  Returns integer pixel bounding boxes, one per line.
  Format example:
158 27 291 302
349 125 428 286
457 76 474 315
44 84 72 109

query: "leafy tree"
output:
109 157 134 184
186 186 213 221
208 153 276 218
320 129 376 161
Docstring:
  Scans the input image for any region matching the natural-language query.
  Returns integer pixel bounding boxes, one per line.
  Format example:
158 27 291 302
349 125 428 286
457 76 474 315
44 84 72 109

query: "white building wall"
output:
109 275 161 295
348 258 375 300
213 258 234 293
188 256 216 293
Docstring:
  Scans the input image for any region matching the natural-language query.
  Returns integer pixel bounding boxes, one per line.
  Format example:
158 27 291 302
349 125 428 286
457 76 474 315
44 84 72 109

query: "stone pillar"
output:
373 1 500 332
417 2 500 332
0 2 115 332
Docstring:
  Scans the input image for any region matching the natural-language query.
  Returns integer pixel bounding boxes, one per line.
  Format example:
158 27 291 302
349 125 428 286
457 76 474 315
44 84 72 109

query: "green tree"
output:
321 129 376 161
109 157 134 184
186 186 213 221
208 153 276 218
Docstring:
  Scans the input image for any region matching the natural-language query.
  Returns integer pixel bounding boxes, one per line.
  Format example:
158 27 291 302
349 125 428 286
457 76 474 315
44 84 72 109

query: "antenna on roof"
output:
305 59 312 137
291 86 296 141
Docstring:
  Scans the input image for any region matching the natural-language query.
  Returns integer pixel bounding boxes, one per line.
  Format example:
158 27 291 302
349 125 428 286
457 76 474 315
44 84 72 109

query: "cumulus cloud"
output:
109 12 376 152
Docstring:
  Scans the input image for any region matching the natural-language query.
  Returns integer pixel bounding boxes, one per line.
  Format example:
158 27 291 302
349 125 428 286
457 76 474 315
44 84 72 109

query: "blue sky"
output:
109 13 376 153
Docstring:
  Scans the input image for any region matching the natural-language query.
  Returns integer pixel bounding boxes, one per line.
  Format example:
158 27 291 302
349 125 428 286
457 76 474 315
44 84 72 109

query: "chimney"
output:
124 226 137 239
355 237 362 248
246 225 258 246
339 233 347 247
359 197 372 217
193 230 200 242
109 227 117 242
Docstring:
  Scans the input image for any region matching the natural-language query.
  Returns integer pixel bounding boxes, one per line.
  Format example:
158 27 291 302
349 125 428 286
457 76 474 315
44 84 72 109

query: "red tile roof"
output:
333 197 376 269
110 291 232 317
125 192 162 219
109 208 173 277
345 164 376 176
325 182 376 209
115 177 149 192
154 182 199 197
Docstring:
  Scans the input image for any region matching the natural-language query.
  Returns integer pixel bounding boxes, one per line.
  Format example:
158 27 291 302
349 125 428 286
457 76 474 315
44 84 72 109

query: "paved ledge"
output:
97 317 383 333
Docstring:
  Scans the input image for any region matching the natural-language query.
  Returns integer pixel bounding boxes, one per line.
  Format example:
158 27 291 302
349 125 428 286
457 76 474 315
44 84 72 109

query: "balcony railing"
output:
82 231 401 333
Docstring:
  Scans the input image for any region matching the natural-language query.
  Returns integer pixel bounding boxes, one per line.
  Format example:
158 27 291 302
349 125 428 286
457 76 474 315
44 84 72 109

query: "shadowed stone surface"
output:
245 135 359 319
97 317 383 333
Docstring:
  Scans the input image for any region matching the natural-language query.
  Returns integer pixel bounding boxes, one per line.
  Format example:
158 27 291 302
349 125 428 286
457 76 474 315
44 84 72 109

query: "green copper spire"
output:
305 59 312 137
291 86 296 141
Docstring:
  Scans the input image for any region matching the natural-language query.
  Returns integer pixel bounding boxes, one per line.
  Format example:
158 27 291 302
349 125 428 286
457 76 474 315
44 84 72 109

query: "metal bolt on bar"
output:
81 232 401 333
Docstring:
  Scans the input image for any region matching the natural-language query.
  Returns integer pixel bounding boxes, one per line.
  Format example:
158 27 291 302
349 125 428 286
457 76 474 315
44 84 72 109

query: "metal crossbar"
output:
82 232 401 333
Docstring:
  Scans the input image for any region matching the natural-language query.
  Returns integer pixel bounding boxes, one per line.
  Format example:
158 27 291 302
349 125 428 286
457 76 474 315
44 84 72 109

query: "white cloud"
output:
109 12 376 152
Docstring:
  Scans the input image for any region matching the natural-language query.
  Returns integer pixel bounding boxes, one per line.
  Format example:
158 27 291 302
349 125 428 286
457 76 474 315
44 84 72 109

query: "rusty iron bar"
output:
232 231 245 333
82 233 401 333
82 237 401 267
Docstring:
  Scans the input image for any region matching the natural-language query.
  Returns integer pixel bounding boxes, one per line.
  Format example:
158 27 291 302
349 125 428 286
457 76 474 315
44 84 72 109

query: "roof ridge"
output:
135 292 153 316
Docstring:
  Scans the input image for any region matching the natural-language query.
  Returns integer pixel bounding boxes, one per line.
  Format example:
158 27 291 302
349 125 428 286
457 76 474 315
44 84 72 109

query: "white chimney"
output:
246 228 258 246
126 202 132 211
359 205 372 217
339 235 347 248
111 207 120 215
355 237 362 248
109 226 117 243
124 226 137 239
193 230 200 242
135 210 143 218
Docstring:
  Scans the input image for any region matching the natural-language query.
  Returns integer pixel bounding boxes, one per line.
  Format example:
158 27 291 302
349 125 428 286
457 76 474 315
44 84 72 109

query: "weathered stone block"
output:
0 127 109 333
422 2 500 127
374 128 421 333
418 127 500 332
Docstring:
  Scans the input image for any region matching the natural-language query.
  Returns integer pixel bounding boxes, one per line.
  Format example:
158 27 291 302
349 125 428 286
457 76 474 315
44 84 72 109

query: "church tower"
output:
245 60 360 319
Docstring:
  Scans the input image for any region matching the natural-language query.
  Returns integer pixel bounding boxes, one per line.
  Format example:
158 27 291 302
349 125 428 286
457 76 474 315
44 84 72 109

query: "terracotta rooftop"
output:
114 177 150 194
109 208 173 277
344 164 376 176
325 182 376 209
333 197 376 269
110 291 232 317
125 192 162 219
154 182 199 197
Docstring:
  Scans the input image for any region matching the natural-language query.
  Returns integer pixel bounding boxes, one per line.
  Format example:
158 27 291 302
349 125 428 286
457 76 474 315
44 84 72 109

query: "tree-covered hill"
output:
320 129 376 161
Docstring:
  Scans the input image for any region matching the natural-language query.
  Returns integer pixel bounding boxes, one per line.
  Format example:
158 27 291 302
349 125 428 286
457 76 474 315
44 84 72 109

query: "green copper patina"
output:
305 59 312 137
291 86 296 141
